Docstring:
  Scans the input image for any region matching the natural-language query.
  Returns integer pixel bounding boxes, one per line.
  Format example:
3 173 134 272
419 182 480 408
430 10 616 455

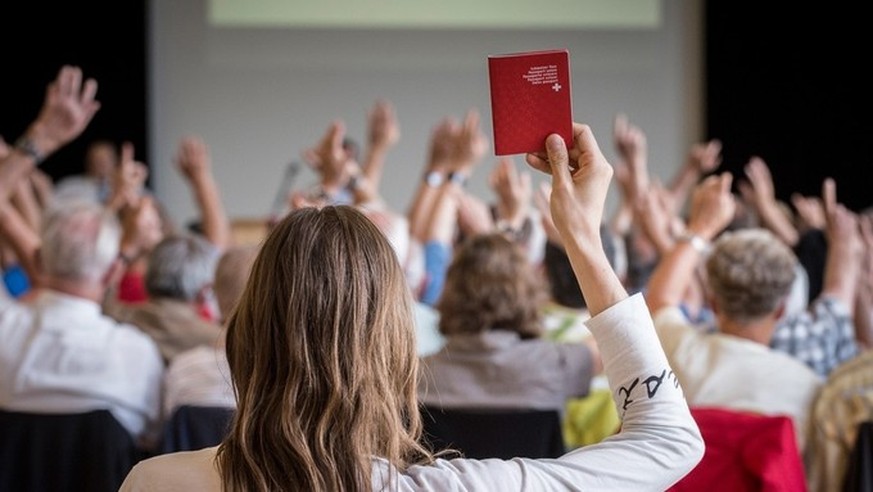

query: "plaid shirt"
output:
770 297 857 377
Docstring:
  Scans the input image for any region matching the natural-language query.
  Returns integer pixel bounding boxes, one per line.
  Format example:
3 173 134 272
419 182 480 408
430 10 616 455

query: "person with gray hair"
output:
0 65 164 448
0 201 164 446
646 173 824 451
106 230 222 363
162 245 259 416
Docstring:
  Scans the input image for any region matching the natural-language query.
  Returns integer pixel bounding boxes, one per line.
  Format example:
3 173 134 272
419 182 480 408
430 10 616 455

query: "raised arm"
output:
523 124 704 490
645 173 736 314
176 136 230 250
0 65 100 203
526 124 625 315
855 216 873 349
667 139 722 214
739 156 799 246
819 179 863 308
489 156 532 236
105 142 148 212
0 201 41 287
361 99 400 193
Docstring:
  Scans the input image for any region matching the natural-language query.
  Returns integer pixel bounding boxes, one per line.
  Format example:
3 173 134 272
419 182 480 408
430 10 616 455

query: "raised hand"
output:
489 157 532 230
455 191 494 237
367 99 400 152
119 196 164 261
686 172 736 241
526 123 613 244
304 120 357 189
791 193 826 232
688 139 722 174
612 113 648 200
534 182 563 247
108 142 149 211
175 136 212 182
27 65 101 155
525 123 624 315
740 156 798 245
449 109 488 171
635 181 680 254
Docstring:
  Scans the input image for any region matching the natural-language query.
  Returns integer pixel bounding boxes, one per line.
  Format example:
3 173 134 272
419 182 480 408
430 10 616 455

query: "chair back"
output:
419 405 565 459
0 409 140 492
160 405 235 453
669 407 806 492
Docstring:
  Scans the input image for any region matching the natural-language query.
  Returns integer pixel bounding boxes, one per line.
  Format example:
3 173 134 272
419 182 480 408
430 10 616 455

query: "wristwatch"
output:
424 171 444 187
13 135 45 165
676 231 711 254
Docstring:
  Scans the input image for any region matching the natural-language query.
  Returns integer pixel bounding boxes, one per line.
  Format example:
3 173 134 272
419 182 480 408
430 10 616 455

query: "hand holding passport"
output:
488 49 573 156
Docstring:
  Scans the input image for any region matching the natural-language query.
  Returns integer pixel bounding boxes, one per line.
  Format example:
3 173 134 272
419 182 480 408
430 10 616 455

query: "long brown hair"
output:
217 206 432 491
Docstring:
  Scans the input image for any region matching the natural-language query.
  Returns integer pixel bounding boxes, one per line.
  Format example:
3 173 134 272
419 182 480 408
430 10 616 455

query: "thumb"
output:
545 134 571 188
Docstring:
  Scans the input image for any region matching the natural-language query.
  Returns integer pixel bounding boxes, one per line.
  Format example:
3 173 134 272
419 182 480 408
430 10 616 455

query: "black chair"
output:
844 421 873 492
419 404 565 460
160 405 235 453
0 409 141 492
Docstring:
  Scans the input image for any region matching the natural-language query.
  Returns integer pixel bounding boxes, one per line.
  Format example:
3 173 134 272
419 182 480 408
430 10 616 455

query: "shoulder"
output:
121 447 221 491
103 316 164 362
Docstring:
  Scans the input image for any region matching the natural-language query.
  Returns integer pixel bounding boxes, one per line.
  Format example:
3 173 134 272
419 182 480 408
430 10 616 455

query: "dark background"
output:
706 3 871 211
0 1 148 181
2 2 869 211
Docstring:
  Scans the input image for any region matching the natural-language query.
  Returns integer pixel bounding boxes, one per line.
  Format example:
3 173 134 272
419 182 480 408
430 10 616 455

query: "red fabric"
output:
669 408 806 492
117 270 148 304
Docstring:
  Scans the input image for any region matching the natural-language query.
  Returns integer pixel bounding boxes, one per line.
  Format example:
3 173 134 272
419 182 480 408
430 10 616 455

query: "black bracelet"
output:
447 171 467 187
13 136 45 165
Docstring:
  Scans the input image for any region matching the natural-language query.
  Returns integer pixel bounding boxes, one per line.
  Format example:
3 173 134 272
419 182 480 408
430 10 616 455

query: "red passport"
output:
488 49 573 156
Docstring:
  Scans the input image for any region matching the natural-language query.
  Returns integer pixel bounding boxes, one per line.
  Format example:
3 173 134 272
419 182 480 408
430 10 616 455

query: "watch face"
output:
426 172 444 187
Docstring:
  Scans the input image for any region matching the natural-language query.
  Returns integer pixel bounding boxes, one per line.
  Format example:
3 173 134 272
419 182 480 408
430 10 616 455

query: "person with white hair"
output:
0 66 164 448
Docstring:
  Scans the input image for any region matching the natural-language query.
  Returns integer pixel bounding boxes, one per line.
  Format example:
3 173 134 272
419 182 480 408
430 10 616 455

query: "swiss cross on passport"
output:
488 49 573 156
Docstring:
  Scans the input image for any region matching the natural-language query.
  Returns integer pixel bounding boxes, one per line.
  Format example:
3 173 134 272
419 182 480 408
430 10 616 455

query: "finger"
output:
545 134 571 187
57 66 75 96
81 78 98 104
718 172 733 193
823 178 837 214
121 142 135 166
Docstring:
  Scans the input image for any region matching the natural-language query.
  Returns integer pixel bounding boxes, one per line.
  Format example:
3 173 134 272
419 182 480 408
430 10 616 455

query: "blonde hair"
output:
438 233 546 339
706 228 797 323
217 206 432 491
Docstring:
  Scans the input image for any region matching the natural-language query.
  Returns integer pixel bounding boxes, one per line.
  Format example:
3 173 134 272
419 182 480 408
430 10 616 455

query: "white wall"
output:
150 0 701 228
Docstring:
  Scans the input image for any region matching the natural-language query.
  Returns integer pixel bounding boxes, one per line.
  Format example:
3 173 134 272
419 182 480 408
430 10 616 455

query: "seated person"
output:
106 233 223 363
120 125 703 491
646 173 822 450
418 233 602 413
0 202 163 447
163 245 258 416
1 65 163 449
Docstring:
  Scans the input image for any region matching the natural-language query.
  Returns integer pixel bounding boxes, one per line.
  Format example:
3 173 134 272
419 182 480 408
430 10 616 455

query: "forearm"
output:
362 146 389 193
645 239 705 314
189 175 230 249
667 163 699 211
0 202 41 284
562 226 628 316
0 153 38 204
757 203 800 246
854 289 873 350
408 180 442 242
821 241 860 307
11 179 42 233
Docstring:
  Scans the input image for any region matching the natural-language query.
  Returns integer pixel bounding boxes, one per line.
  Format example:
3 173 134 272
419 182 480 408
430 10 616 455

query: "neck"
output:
43 276 105 303
717 313 777 346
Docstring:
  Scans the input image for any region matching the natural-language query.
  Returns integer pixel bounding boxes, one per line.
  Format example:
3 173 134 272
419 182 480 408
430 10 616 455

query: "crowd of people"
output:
2 65 871 491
